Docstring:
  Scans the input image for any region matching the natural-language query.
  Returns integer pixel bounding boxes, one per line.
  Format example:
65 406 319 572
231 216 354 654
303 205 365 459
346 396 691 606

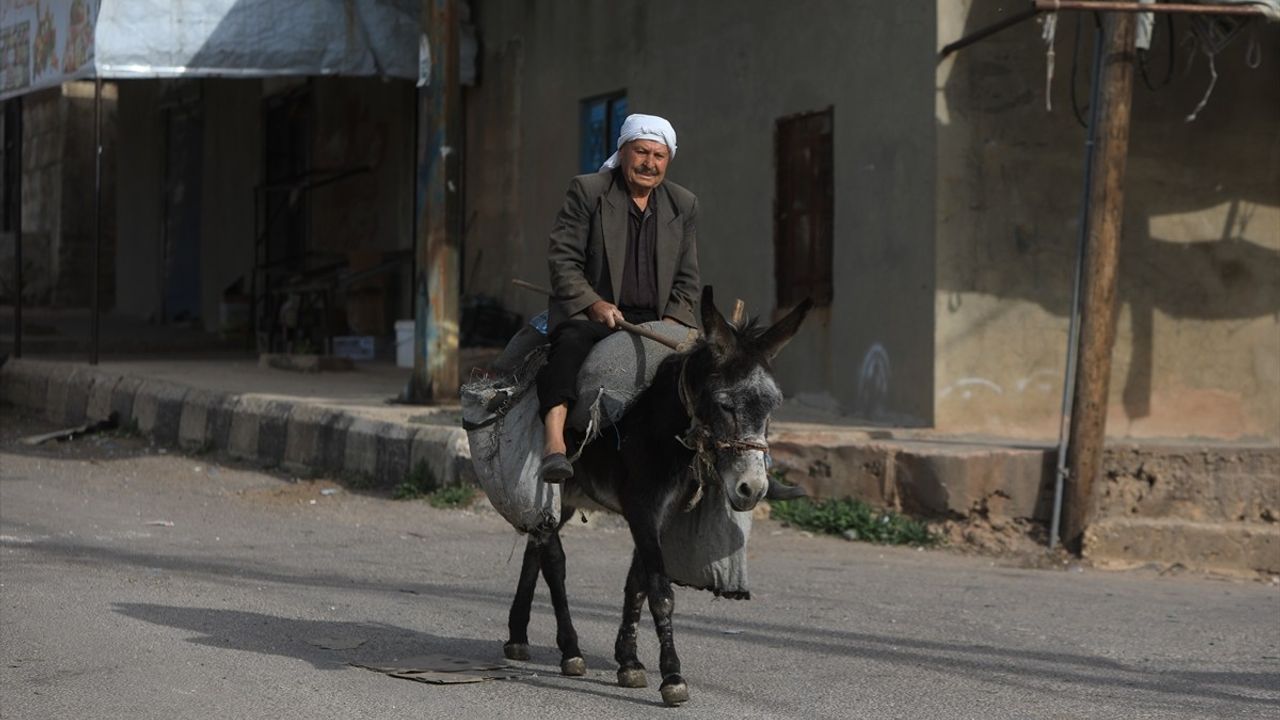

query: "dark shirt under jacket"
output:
538 186 660 416
619 191 659 314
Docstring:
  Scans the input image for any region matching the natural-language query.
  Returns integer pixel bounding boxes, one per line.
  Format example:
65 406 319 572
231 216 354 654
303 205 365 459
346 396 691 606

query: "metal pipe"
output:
1033 0 1266 14
1050 19 1105 550
939 7 1041 59
11 96 22 358
91 77 102 365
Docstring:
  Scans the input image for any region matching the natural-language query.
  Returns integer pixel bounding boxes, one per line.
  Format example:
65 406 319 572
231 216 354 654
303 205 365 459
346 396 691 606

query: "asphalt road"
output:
1 409 1277 720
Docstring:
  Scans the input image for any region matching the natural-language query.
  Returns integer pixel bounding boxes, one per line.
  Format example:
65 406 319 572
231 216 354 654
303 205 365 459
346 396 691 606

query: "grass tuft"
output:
425 484 477 509
770 497 940 547
393 462 476 508
114 417 142 438
393 461 438 500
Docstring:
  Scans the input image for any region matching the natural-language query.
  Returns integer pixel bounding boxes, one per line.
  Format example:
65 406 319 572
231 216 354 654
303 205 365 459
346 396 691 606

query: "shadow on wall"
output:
937 1 1280 425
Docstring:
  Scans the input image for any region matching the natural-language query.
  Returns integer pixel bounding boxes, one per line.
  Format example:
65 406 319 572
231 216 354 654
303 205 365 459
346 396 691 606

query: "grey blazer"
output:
546 171 700 329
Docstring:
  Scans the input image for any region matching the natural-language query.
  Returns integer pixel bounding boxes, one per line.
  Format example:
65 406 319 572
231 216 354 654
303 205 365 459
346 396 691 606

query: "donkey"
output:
502 286 812 706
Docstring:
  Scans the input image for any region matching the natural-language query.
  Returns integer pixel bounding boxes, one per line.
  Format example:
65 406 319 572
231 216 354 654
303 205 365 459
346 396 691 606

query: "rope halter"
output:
675 357 770 511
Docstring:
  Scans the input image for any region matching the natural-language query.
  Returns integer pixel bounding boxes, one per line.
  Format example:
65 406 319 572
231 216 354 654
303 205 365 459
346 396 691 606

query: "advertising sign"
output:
0 0 95 98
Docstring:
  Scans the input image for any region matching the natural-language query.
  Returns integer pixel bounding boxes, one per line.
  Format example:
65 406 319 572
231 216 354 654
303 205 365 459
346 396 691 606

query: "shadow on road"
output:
20 534 1276 715
111 603 679 709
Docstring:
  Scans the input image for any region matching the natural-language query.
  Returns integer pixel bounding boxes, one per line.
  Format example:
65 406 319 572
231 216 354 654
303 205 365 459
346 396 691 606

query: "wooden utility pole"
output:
1063 11 1137 550
410 0 462 402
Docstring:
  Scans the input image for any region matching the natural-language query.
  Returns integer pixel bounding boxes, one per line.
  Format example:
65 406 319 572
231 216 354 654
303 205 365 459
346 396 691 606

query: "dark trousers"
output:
536 308 657 418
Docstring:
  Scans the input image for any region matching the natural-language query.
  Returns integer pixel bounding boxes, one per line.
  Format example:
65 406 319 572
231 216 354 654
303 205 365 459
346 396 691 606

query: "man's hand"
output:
587 300 624 329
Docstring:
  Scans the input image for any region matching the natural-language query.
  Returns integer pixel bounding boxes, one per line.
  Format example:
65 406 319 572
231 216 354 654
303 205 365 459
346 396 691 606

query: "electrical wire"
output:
1139 13 1176 91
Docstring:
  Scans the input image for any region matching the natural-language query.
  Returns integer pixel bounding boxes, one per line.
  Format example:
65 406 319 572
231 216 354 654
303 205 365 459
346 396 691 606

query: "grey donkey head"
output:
692 286 813 511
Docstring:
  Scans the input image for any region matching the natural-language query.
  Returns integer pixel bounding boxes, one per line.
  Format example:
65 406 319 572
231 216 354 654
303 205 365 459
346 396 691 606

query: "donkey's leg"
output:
614 550 648 688
646 568 687 705
504 538 541 661
540 528 586 676
628 519 688 706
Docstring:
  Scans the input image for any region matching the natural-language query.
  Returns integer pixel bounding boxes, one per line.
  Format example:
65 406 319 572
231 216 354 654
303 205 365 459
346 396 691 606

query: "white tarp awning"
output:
1 0 418 101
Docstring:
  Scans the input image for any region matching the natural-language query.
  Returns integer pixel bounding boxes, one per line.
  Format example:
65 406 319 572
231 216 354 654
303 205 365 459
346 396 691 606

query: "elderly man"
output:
537 114 700 481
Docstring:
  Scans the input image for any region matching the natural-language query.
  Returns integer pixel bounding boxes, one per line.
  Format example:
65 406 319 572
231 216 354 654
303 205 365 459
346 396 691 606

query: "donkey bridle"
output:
674 357 770 509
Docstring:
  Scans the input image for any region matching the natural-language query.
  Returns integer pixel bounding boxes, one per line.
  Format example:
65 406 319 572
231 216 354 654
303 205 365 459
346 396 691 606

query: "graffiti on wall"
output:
855 343 891 418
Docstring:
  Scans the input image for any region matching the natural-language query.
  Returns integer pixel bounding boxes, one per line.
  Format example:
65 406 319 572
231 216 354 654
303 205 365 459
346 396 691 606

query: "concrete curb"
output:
2 358 1275 574
1086 518 1280 575
0 359 471 490
769 435 1057 522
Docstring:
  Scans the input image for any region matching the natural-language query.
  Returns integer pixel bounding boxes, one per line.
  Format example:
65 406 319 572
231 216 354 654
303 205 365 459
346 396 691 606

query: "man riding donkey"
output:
534 113 807 501
478 113 810 706
535 113 699 481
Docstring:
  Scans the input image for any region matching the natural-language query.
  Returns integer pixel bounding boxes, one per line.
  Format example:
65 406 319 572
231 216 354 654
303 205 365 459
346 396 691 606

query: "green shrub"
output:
426 484 477 509
115 417 142 438
392 462 476 508
770 497 939 547
393 461 437 500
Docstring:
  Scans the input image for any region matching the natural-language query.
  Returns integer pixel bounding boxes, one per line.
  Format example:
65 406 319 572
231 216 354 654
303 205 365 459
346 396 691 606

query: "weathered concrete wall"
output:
309 77 415 334
108 78 412 333
466 1 938 423
310 78 415 256
113 79 262 330
200 79 262 331
115 80 163 320
0 84 115 308
0 88 61 305
935 1 1280 441
58 82 118 309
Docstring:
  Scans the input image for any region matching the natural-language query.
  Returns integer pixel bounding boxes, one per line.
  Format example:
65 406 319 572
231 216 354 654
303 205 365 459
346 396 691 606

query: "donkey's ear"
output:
756 298 813 360
700 285 735 361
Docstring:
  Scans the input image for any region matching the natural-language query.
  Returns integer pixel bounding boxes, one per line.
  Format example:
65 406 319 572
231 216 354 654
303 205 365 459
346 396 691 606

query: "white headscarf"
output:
599 114 678 172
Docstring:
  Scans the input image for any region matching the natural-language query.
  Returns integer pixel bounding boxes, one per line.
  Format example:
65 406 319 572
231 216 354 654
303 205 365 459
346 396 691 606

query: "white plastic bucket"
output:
394 320 415 368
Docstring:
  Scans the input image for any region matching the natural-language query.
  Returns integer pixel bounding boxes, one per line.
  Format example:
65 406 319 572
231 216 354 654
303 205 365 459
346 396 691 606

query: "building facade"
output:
463 0 1279 442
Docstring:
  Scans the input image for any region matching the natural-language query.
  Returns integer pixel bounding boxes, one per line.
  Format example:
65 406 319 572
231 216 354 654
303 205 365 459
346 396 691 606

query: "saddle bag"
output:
461 344 561 535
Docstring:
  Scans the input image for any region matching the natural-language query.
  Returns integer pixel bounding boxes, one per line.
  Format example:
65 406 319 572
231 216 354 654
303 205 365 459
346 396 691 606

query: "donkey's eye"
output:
715 396 734 413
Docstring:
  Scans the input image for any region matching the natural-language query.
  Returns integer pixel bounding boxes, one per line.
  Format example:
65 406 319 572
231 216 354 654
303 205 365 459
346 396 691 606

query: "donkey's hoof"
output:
503 642 530 661
617 667 647 688
660 676 689 706
560 656 587 676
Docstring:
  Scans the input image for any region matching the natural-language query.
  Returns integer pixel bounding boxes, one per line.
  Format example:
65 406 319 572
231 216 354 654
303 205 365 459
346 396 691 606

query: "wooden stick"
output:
616 320 686 351
730 299 746 327
511 278 687 351
511 278 552 296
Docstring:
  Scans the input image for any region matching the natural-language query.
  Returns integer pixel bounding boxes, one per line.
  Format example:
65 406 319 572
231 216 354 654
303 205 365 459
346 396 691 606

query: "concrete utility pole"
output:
411 0 462 402
1063 11 1137 550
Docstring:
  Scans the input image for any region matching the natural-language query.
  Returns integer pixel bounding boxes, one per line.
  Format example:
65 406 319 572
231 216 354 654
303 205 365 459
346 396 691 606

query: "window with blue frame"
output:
579 93 628 174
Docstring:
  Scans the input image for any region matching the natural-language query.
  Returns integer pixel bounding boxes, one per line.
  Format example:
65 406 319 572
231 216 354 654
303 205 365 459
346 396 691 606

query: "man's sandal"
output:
539 452 574 483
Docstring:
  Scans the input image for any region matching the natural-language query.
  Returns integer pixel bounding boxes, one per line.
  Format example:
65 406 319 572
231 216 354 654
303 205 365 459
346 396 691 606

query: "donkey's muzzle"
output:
728 478 767 512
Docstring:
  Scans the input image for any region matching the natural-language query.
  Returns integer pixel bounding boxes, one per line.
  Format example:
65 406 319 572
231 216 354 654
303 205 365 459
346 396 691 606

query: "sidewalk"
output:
1 356 1275 575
